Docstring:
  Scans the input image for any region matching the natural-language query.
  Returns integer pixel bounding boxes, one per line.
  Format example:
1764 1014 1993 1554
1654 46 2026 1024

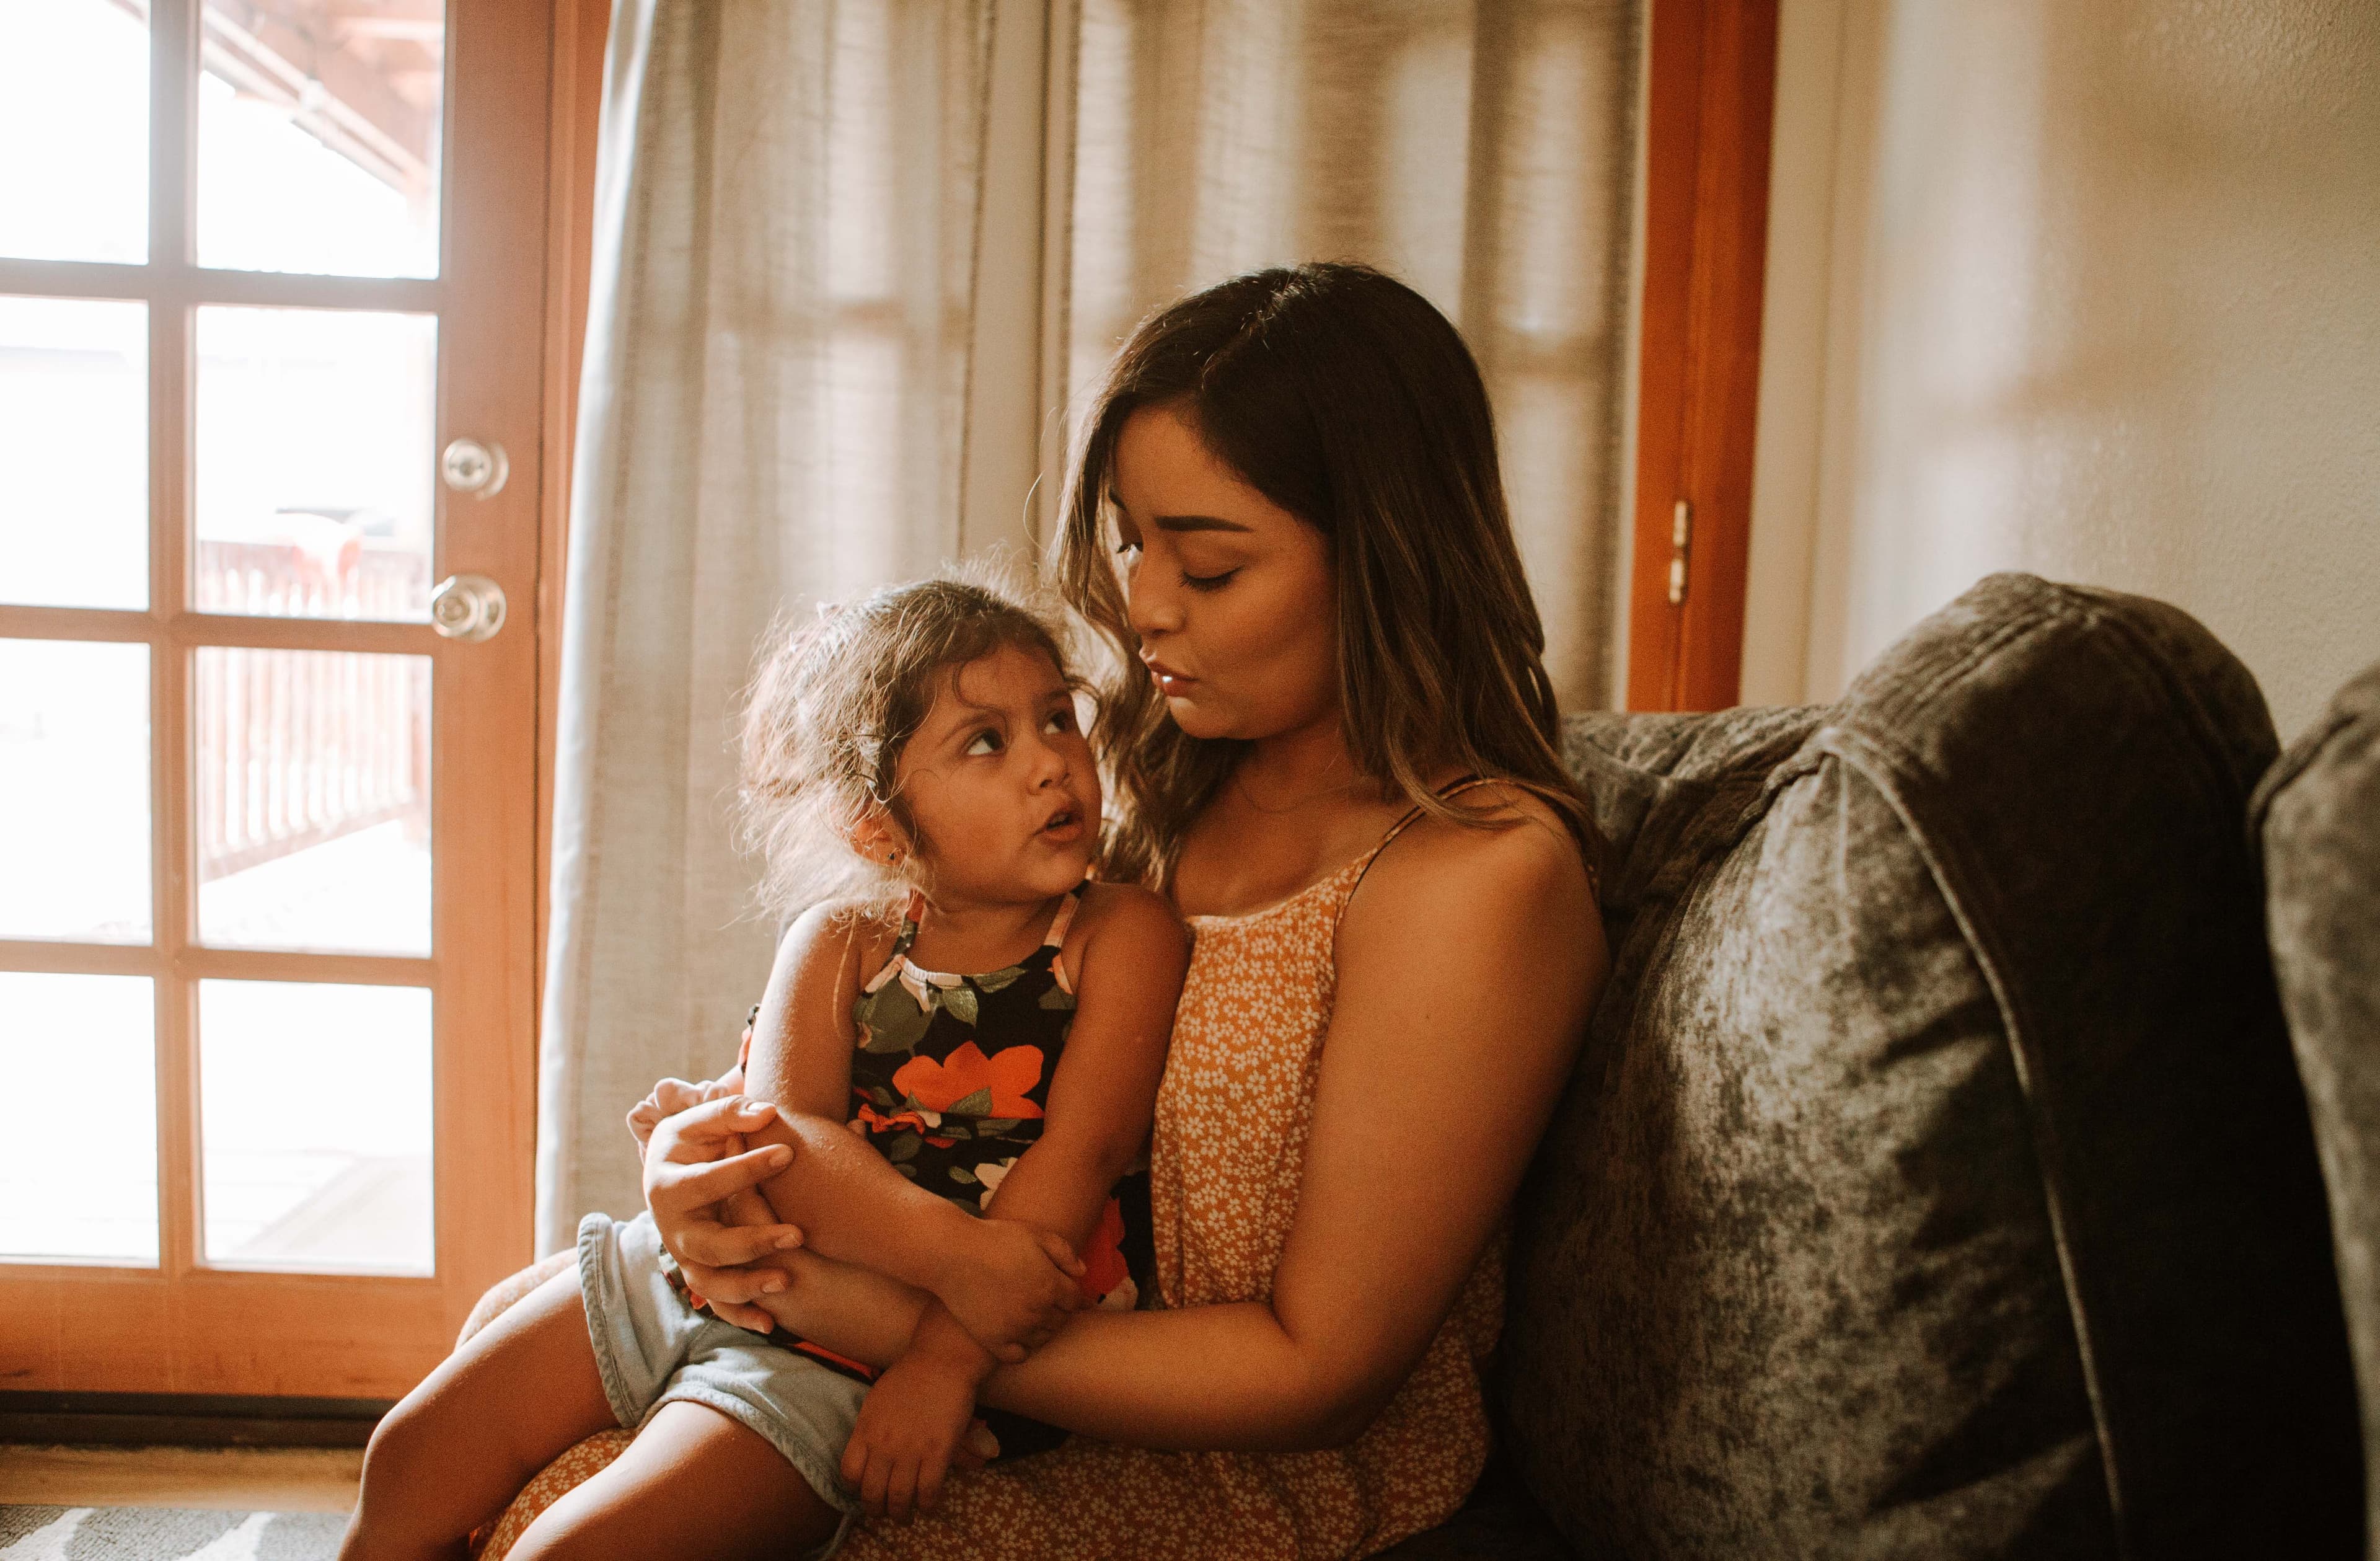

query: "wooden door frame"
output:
1624 0 1778 712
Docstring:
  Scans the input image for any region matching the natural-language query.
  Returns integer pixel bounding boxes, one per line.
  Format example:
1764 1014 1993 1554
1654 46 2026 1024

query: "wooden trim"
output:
0 1391 388 1449
151 0 201 1298
0 255 442 313
0 606 154 643
0 942 157 976
176 949 439 986
1624 0 1778 712
536 0 610 1027
0 942 436 985
0 606 436 654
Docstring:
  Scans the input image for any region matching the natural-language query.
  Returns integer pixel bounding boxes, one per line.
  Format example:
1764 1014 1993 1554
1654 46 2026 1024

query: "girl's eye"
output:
1043 708 1075 735
964 730 1003 756
1181 568 1238 593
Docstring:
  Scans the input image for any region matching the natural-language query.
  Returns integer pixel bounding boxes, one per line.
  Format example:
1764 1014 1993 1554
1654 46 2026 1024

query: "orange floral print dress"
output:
838 782 1511 1561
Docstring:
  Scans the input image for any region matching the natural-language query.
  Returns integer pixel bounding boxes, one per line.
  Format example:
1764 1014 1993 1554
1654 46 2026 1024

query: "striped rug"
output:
0 1506 343 1559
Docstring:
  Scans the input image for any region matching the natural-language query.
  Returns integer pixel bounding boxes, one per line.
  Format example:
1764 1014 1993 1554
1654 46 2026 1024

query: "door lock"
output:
430 573 508 642
441 437 509 498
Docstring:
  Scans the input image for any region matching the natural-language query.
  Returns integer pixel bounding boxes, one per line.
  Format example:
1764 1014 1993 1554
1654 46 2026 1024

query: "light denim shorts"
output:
576 1210 864 1552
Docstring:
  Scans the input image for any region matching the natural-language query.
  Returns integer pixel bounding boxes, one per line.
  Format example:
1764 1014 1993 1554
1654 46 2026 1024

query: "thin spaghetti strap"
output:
860 892 927 996
1370 774 1491 859
1339 774 1498 912
1042 888 1081 949
1044 887 1082 994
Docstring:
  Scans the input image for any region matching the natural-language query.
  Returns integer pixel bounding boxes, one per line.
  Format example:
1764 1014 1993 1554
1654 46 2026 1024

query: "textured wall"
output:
1745 0 2380 738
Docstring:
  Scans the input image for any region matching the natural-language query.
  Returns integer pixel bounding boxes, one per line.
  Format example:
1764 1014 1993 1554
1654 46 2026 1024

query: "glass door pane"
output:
0 639 152 944
199 979 434 1273
0 973 157 1264
0 297 149 611
0 0 149 265
197 0 446 278
193 306 437 621
195 647 432 955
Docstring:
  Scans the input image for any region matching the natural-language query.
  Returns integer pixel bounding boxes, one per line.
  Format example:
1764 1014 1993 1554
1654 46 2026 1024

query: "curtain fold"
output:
1054 0 1642 709
537 0 995 1250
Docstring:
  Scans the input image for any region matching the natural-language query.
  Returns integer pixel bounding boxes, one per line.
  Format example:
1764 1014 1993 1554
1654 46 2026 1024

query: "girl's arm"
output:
733 899 1096 1359
958 882 1185 1258
847 882 1186 1369
674 794 1606 1451
833 883 1184 1520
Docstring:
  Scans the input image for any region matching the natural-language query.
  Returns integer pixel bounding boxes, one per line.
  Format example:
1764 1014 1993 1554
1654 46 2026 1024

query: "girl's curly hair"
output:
736 567 1087 921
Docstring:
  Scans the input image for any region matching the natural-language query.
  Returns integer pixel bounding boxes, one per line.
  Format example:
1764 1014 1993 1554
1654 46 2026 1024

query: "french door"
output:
0 0 548 1398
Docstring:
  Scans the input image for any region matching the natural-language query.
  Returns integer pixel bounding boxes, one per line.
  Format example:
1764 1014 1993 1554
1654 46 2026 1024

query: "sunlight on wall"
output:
1747 0 2380 738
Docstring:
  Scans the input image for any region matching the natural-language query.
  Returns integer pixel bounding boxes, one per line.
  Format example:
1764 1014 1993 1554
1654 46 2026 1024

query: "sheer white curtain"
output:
538 0 995 1249
1049 0 1643 709
538 0 1642 1248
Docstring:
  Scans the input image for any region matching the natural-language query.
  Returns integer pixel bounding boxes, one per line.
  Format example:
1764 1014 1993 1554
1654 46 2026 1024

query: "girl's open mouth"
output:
1040 807 1085 843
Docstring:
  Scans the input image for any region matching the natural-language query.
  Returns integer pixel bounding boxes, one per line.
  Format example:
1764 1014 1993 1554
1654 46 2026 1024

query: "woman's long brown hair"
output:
1054 262 1607 891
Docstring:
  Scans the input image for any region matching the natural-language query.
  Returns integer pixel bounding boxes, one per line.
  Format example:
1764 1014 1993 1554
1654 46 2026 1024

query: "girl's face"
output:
885 642 1101 907
1108 404 1339 743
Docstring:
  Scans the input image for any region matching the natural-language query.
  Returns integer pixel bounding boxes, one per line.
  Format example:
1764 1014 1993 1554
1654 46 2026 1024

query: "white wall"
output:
1742 0 2380 740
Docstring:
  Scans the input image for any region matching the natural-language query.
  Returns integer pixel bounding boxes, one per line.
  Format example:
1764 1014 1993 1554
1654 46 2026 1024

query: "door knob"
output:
430 574 507 642
441 437 508 498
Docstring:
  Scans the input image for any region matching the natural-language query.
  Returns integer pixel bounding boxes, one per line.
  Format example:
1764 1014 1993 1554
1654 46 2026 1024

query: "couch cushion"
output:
2255 659 2380 1557
1503 573 2359 1556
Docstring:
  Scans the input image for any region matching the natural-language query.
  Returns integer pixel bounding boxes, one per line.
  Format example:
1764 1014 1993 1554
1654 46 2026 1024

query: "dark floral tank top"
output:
699 888 1152 1452
845 888 1085 1210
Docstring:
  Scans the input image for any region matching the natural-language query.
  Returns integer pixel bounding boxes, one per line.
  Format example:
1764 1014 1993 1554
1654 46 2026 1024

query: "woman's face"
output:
1108 404 1339 743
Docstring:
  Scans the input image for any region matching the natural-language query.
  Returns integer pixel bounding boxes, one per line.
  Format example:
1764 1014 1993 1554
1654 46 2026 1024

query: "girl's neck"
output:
902 886 1064 969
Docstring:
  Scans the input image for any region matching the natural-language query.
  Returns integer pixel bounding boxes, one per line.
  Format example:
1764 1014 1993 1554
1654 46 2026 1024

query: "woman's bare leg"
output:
504 1400 842 1561
340 1270 617 1561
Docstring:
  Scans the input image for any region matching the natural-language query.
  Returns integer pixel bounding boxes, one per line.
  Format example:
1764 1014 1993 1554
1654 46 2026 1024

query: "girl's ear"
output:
849 810 909 869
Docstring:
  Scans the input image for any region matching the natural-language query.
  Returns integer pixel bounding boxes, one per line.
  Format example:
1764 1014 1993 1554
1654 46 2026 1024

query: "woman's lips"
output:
1144 660 1196 696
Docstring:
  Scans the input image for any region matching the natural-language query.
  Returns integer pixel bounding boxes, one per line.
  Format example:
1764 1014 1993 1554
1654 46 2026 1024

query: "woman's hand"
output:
641 1094 807 1330
934 1219 1086 1363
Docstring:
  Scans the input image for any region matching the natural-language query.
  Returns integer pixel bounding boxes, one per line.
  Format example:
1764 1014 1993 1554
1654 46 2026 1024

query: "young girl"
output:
343 575 1189 1561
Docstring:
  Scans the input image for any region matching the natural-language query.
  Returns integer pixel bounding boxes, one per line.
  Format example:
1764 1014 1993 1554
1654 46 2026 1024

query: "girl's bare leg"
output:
505 1400 841 1561
340 1269 617 1561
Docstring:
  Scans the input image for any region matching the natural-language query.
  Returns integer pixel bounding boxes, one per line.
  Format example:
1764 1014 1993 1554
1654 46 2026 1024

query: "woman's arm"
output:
699 797 1606 1451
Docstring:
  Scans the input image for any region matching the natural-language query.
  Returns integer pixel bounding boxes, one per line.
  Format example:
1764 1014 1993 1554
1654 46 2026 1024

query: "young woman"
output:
629 262 1608 1560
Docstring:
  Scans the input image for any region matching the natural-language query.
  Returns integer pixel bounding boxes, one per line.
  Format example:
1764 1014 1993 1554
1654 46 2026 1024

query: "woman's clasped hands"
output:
631 1079 1086 1363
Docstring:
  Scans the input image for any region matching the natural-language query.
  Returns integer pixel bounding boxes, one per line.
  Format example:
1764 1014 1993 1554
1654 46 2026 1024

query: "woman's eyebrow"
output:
1153 513 1253 534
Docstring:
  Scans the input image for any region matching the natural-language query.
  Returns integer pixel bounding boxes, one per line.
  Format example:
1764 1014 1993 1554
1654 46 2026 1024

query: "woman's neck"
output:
1234 710 1380 812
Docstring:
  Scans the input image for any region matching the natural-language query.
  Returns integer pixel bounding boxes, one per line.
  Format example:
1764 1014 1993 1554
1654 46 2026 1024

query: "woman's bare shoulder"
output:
1345 781 1598 943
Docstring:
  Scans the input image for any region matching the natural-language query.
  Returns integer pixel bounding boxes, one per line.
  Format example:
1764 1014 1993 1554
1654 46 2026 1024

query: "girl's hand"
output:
642 1094 806 1328
627 1076 729 1161
839 1353 987 1522
937 1220 1087 1363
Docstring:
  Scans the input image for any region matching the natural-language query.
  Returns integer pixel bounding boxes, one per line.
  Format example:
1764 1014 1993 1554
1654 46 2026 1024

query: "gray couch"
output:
1390 573 2373 1559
